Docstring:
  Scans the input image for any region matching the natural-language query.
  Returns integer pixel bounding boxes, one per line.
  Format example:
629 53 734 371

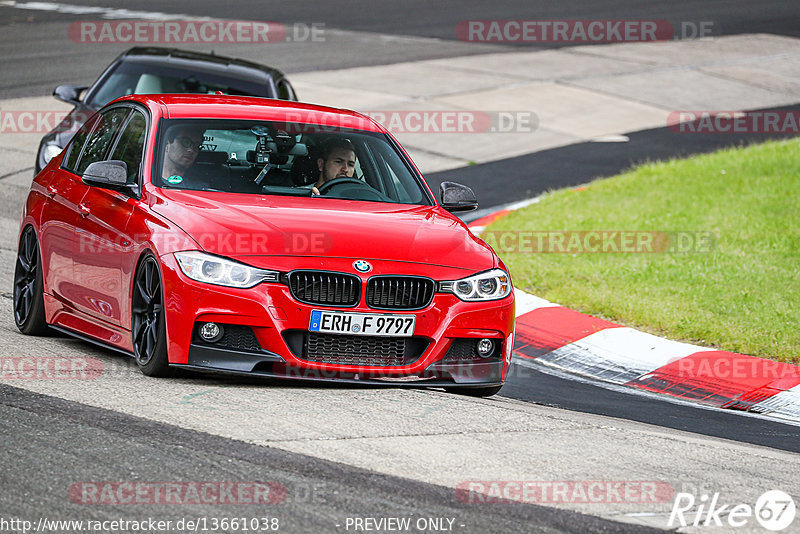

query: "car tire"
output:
445 385 503 398
132 254 172 377
13 226 51 335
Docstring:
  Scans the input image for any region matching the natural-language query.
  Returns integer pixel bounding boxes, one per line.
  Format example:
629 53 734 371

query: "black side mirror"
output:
53 84 87 105
440 181 478 212
82 160 137 195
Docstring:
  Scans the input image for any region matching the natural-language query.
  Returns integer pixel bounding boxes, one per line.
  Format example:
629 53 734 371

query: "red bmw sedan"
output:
15 95 515 396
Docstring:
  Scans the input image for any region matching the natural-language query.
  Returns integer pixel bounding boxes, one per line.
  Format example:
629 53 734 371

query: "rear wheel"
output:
445 385 503 398
13 226 50 335
132 254 171 377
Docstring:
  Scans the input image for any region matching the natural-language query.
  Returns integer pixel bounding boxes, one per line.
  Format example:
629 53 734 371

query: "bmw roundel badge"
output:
353 260 372 273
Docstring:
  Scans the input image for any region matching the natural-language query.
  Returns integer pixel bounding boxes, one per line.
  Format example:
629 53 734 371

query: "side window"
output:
384 158 411 202
374 143 425 204
63 114 100 173
110 110 146 184
75 107 130 175
277 79 295 101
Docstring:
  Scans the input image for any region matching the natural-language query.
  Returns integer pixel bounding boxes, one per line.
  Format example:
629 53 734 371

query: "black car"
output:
36 47 297 174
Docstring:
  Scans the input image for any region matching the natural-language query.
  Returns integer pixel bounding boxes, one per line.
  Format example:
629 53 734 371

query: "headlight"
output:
174 251 278 288
439 269 511 301
43 143 63 164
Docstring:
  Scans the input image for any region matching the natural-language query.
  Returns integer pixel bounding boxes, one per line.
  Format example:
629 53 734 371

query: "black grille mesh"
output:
367 277 434 310
303 333 407 366
195 324 263 353
289 271 360 306
443 338 499 361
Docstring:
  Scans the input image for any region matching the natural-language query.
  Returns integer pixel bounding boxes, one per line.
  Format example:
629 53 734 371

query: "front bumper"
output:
175 352 505 387
159 254 515 386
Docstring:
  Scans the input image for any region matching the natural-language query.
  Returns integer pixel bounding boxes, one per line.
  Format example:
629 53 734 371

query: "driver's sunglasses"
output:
175 136 203 151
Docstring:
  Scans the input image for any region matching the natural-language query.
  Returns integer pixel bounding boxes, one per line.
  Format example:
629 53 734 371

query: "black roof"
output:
120 47 286 80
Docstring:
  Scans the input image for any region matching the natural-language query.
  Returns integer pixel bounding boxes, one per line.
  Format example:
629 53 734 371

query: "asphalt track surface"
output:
501 365 800 454
433 103 800 211
2 384 664 534
2 0 800 97
5 0 799 42
445 107 800 453
1 1 799 529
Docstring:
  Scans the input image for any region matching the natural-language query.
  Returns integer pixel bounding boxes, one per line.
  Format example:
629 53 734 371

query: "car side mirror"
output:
82 160 137 195
440 181 478 212
53 84 86 105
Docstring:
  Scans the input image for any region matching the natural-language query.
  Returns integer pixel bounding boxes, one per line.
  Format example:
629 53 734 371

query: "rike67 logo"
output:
669 490 796 531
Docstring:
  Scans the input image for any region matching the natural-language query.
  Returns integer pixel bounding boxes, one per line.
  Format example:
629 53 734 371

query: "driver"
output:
311 138 356 195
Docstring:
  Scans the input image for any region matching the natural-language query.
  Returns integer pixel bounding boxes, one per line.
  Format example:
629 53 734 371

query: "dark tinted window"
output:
63 114 100 172
110 110 147 184
87 60 270 108
76 108 130 175
154 119 431 206
277 79 295 101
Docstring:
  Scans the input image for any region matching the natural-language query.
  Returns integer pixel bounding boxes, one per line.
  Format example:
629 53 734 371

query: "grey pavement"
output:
2 33 799 178
0 302 798 532
6 385 657 534
1 32 799 533
291 33 800 173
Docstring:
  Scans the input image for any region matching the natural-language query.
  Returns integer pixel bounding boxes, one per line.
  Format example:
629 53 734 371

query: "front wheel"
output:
13 226 50 335
444 385 503 398
132 254 171 377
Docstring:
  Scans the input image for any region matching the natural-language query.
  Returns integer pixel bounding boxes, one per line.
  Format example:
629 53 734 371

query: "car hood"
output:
150 191 495 271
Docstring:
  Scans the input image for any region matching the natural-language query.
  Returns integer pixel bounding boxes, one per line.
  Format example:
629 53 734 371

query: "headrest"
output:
134 74 163 94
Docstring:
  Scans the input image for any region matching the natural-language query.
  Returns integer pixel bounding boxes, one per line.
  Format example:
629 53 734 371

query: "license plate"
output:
309 310 416 337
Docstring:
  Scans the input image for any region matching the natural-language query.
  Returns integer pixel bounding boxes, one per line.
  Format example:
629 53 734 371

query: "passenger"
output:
162 125 205 186
311 138 356 195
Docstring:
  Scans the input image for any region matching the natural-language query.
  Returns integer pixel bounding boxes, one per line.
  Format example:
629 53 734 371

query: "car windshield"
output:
153 119 432 205
87 60 269 108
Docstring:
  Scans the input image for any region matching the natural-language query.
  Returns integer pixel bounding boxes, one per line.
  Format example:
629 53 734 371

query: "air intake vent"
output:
281 331 429 367
305 333 407 366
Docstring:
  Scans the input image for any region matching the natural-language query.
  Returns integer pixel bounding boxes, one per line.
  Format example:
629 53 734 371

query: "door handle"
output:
46 185 58 198
78 203 91 216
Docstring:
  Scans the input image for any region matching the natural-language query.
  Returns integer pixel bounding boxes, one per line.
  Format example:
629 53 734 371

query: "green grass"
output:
486 138 800 364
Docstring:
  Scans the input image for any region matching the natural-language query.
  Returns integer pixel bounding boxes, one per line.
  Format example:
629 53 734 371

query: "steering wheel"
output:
317 178 367 194
317 178 390 201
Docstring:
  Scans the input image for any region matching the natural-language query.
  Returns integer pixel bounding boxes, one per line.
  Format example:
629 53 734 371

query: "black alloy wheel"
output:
132 254 171 376
13 226 49 335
